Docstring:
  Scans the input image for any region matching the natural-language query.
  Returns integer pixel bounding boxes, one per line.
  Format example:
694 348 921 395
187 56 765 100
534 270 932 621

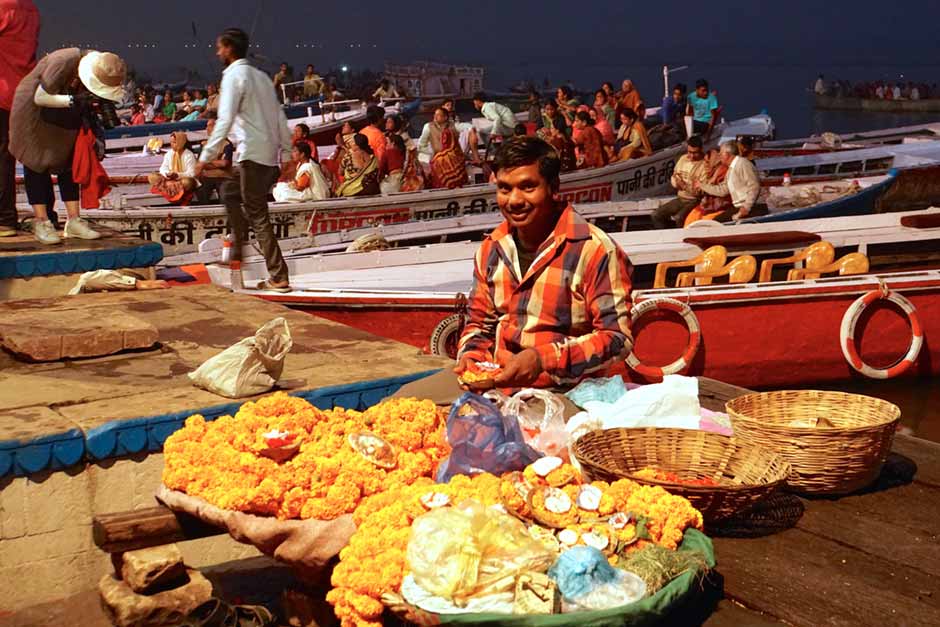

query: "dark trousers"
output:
23 165 79 206
652 196 699 229
221 161 288 284
692 120 710 136
0 109 15 229
713 203 770 223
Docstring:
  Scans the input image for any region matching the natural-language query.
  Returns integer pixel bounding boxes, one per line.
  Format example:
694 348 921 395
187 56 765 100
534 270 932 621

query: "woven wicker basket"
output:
725 390 900 495
572 428 790 523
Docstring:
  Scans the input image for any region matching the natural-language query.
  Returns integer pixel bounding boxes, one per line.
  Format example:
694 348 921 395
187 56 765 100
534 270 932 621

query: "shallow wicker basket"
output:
572 428 791 523
725 390 900 495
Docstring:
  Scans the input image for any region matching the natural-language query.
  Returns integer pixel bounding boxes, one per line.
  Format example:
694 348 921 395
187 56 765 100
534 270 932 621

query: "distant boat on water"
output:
813 93 940 113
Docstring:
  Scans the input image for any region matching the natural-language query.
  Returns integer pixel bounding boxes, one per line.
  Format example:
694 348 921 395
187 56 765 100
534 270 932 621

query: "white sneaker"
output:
63 217 101 240
33 220 61 245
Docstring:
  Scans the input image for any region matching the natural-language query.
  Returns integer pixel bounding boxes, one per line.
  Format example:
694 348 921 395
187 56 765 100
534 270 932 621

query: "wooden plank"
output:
715 528 940 627
703 599 785 626
92 505 223 553
892 434 940 487
697 377 751 412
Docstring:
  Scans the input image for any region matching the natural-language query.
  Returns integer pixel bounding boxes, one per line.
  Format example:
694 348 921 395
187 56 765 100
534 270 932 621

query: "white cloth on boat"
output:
272 161 330 202
568 375 703 431
201 58 292 167
700 155 760 216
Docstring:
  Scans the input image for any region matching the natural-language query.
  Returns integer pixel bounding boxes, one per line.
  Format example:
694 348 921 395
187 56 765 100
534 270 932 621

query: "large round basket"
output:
571 428 790 523
382 528 714 626
725 390 900 495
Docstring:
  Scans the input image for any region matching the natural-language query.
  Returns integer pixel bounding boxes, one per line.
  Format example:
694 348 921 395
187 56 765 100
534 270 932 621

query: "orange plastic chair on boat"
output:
758 241 836 282
683 205 725 227
654 245 728 288
676 255 757 287
786 252 870 281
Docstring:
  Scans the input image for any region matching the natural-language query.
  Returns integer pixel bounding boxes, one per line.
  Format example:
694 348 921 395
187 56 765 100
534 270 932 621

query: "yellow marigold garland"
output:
162 393 450 520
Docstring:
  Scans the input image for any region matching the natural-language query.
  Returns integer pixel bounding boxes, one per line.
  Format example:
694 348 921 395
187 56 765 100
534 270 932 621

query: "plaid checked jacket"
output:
458 205 634 387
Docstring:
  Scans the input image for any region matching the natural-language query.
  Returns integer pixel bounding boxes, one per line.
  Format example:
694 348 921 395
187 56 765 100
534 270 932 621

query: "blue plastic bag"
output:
436 392 542 482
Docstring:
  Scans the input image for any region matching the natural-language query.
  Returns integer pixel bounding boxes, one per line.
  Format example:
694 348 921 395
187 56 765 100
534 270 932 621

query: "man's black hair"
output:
366 105 385 125
514 123 528 136
296 123 310 136
575 110 594 125
493 136 561 190
472 91 487 102
695 79 709 90
687 134 704 149
219 28 249 59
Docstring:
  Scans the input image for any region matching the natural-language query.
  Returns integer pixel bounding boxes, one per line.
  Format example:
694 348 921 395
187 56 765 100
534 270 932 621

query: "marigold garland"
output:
162 393 450 520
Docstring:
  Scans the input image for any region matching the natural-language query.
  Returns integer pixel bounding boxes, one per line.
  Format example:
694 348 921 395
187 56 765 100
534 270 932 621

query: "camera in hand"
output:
93 99 120 130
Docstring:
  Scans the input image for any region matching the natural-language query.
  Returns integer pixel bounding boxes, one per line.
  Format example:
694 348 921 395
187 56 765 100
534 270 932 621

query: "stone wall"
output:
0 453 261 613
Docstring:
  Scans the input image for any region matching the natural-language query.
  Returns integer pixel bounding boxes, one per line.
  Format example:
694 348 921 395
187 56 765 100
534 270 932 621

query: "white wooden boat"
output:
758 121 940 152
757 140 940 184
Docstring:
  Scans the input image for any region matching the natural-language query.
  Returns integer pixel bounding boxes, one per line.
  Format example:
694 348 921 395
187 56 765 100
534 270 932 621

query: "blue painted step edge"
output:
0 428 86 477
83 369 441 461
0 242 163 280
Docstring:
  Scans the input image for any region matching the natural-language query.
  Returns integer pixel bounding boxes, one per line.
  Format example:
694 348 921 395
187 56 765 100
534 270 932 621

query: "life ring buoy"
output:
840 287 923 379
625 297 701 378
429 314 464 359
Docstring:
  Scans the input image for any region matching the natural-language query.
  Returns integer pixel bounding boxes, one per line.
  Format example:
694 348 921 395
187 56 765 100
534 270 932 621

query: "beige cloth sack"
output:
188 317 293 398
156 485 355 583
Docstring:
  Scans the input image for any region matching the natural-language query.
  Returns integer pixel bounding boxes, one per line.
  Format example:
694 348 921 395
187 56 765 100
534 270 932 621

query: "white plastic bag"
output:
188 317 292 398
503 389 569 460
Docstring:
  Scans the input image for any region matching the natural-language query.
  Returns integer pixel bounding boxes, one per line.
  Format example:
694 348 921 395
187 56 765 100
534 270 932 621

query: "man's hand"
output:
194 162 205 178
494 349 543 388
453 354 476 376
166 172 178 181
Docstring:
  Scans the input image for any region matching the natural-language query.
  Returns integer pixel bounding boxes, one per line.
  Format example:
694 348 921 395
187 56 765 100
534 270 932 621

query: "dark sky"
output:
33 0 940 82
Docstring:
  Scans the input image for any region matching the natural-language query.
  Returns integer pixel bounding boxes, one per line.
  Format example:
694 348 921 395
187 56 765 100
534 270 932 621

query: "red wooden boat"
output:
206 209 940 388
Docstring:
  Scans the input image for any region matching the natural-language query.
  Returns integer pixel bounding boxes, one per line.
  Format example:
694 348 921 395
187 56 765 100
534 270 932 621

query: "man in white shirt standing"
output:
196 27 292 292
696 141 764 222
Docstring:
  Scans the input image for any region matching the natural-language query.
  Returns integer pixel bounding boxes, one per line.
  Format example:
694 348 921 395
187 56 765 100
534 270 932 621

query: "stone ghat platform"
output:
0 227 163 300
0 285 448 612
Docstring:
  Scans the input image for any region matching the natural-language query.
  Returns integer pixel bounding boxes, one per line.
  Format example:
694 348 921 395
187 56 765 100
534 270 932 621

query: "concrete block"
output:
0 476 27 539
121 545 186 594
99 568 212 627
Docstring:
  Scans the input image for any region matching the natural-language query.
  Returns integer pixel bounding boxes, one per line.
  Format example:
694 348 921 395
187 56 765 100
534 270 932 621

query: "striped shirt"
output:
458 205 634 387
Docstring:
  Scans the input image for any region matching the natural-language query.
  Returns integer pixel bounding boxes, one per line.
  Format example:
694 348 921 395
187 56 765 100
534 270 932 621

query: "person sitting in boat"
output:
594 89 616 128
691 141 765 222
588 104 615 147
335 133 380 197
180 89 207 121
203 82 219 117
614 79 642 124
737 136 756 161
526 89 542 130
536 100 576 172
161 89 176 120
129 103 145 125
417 106 451 162
176 90 193 120
385 114 424 191
360 105 388 175
555 85 580 127
195 111 234 204
148 131 198 204
573 110 607 169
279 123 318 182
442 98 481 164
273 141 330 202
453 135 633 389
273 62 294 100
687 79 719 138
372 79 399 102
429 123 468 190
612 108 652 161
651 134 708 229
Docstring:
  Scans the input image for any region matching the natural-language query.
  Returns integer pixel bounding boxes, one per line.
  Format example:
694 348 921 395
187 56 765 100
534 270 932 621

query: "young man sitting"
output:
651 134 708 228
456 135 634 389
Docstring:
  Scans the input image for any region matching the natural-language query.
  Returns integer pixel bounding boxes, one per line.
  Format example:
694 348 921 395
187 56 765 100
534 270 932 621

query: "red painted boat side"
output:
311 308 453 352
627 287 940 388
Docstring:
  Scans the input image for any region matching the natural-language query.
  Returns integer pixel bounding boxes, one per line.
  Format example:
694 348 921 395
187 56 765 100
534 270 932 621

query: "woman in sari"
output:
430 125 468 189
613 108 653 161
573 111 608 169
536 101 576 172
336 134 380 197
273 142 330 202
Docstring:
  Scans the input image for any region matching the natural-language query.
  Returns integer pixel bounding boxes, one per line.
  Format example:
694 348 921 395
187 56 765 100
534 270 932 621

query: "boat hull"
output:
72 143 684 256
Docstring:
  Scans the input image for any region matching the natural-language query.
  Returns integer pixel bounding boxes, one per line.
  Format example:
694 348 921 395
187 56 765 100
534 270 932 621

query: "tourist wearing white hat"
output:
9 47 126 244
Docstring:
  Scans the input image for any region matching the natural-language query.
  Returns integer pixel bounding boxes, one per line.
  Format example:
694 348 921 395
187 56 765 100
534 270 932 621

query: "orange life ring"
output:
626 297 701 378
840 287 923 379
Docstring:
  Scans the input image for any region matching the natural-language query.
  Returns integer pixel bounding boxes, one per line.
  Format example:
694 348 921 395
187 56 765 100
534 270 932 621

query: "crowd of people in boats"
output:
125 84 220 125
814 75 938 101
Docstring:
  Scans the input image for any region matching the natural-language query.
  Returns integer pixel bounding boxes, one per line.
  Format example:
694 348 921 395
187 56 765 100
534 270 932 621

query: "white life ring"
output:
840 287 923 379
625 297 701 378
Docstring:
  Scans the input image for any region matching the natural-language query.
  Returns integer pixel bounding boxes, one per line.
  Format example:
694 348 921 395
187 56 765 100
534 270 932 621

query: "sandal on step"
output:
233 604 276 627
180 598 236 627
255 280 291 293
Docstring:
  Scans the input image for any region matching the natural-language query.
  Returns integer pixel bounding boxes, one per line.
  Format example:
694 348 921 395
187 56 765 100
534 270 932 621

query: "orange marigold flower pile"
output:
162 393 450 520
327 474 502 627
